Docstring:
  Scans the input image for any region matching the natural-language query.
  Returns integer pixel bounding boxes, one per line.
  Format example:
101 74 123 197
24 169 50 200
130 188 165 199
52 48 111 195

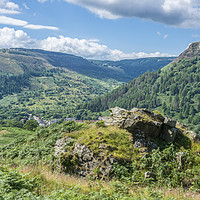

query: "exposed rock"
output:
160 126 179 143
56 142 116 178
54 136 72 157
173 42 200 63
103 107 180 145
54 107 198 179
164 117 176 128
145 171 157 181
176 152 185 169
185 130 200 142
73 143 93 162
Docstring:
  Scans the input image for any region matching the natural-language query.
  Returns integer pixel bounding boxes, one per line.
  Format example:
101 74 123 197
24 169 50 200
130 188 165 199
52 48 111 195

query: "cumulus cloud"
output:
0 27 175 60
40 35 174 60
0 27 38 48
62 0 200 28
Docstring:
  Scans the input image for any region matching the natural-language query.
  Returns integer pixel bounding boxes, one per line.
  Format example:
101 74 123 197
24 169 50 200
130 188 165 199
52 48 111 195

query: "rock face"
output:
55 138 115 178
173 42 200 63
103 107 180 150
73 143 115 177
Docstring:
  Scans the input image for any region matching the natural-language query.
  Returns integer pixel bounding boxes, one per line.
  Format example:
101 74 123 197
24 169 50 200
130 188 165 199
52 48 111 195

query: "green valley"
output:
81 42 200 133
0 48 174 121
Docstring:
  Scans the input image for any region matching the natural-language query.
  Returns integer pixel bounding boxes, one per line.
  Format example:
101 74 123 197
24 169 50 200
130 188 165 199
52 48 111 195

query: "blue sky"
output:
0 0 200 60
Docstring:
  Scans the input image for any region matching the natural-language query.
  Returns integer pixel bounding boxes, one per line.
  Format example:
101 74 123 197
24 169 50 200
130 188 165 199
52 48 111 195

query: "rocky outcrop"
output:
54 107 198 178
173 42 200 63
55 138 115 178
54 136 70 157
72 143 115 177
103 107 183 150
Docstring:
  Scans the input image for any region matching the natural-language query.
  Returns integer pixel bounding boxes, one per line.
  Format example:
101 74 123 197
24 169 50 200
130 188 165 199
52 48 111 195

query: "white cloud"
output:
157 31 168 39
163 34 168 39
0 0 20 14
24 24 59 30
0 27 174 60
0 16 27 26
37 0 50 2
0 16 59 30
62 0 200 28
0 1 58 30
192 34 200 38
0 8 20 14
0 27 38 48
23 3 29 10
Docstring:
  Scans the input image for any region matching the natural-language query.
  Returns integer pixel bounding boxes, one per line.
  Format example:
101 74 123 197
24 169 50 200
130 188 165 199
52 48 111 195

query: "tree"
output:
23 120 39 131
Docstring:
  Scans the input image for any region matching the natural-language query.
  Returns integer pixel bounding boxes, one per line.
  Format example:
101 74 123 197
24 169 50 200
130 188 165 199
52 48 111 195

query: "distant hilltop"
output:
173 42 200 63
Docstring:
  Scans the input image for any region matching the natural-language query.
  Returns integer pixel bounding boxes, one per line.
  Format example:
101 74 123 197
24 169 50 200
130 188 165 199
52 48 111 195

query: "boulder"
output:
103 107 178 143
160 126 179 143
185 130 200 142
54 136 71 157
164 117 176 128
145 171 157 181
56 142 116 178
176 152 185 169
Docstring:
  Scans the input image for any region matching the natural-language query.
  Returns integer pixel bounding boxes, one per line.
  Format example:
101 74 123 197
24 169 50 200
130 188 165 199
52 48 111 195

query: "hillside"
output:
0 48 174 120
0 48 174 82
0 108 200 199
81 42 200 133
91 57 175 80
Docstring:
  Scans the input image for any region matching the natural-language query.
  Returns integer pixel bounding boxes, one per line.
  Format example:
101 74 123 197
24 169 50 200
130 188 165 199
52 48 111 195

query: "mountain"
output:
0 48 175 82
0 48 174 121
81 42 200 133
91 57 175 81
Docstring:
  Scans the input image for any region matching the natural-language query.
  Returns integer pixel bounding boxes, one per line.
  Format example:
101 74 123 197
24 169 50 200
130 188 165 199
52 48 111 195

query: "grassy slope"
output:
0 121 200 199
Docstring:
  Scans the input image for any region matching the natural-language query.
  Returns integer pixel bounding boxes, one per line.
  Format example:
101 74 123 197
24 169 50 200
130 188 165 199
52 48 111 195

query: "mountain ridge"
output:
0 48 175 82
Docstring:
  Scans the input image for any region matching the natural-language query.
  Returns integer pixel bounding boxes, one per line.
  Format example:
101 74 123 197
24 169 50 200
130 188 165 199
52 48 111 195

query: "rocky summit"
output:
173 42 200 63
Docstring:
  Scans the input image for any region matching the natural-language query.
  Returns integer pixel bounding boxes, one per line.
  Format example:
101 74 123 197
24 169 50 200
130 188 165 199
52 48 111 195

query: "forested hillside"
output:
0 48 174 120
81 43 200 133
91 57 175 80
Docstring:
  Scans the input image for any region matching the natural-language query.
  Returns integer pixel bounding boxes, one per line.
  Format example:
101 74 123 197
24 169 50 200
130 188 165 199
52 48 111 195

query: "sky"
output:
0 0 200 60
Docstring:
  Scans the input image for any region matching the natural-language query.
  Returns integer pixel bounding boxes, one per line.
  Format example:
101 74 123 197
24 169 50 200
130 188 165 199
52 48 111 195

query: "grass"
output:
0 127 34 146
0 121 200 199
65 125 136 161
3 163 200 200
